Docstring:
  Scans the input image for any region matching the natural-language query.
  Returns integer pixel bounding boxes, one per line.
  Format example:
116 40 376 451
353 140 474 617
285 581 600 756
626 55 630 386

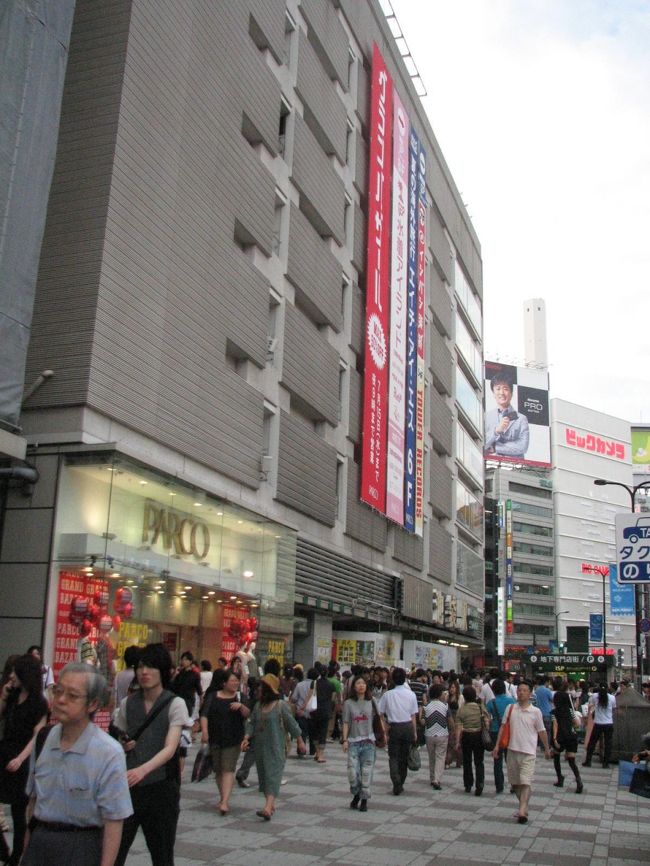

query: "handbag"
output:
371 699 386 749
480 706 492 748
496 704 513 752
629 768 650 799
305 681 317 714
407 744 421 771
191 744 213 782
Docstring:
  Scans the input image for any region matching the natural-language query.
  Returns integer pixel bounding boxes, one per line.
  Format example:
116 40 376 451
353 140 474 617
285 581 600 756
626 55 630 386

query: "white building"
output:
551 399 634 669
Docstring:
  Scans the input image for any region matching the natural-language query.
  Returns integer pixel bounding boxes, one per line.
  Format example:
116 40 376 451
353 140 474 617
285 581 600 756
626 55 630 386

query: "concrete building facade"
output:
0 0 484 672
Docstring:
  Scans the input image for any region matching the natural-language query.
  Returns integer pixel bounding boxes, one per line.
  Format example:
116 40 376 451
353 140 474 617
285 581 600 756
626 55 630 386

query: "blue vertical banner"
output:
403 128 419 533
589 613 603 642
609 563 636 615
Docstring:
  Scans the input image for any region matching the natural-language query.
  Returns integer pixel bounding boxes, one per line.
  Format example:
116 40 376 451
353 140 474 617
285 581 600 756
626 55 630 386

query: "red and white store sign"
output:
564 427 627 461
360 43 393 512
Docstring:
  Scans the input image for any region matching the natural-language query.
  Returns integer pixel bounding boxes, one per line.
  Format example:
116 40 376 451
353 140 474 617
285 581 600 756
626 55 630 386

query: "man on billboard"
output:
484 371 529 459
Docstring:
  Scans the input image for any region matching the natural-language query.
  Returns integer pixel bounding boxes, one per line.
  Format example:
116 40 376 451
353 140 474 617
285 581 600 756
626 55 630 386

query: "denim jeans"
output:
493 745 507 792
347 740 376 800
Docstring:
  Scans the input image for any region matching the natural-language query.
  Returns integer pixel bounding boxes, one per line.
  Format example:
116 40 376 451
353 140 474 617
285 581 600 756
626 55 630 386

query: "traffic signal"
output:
617 647 625 666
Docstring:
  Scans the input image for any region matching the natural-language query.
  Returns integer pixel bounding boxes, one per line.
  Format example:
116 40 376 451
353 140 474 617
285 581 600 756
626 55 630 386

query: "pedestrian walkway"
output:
124 742 649 866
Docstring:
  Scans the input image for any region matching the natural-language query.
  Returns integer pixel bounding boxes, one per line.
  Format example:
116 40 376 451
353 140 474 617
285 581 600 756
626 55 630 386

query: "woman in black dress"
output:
551 687 583 794
0 654 48 865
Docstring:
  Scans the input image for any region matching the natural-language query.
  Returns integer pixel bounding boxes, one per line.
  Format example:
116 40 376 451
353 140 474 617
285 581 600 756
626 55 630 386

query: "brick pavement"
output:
121 741 649 866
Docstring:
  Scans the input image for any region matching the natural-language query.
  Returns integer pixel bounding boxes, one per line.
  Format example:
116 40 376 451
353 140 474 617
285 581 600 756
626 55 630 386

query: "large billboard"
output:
484 360 551 467
360 44 426 535
632 428 650 473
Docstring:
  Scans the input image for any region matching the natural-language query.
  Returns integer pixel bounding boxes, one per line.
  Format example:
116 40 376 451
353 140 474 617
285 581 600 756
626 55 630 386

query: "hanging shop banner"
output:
220 603 252 660
54 570 113 729
385 91 409 525
414 141 427 537
360 43 393 512
404 128 419 533
505 500 513 634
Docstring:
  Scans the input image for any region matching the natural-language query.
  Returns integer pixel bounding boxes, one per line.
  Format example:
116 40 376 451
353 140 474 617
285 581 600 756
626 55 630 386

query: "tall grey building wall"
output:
20 0 484 635
0 0 75 429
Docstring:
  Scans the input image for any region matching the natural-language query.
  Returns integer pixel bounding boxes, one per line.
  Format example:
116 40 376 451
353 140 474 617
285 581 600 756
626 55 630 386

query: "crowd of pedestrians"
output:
0 644 648 866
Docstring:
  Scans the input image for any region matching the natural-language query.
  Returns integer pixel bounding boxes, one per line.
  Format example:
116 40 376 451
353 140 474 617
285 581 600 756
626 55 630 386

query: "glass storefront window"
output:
50 453 297 675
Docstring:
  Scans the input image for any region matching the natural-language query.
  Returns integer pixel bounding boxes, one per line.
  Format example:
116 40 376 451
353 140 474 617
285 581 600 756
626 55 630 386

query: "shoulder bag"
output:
371 698 386 749
480 706 493 748
496 703 514 752
127 692 180 783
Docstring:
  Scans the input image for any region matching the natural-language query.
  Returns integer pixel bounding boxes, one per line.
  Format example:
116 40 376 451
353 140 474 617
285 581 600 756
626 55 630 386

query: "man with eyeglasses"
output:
22 663 132 866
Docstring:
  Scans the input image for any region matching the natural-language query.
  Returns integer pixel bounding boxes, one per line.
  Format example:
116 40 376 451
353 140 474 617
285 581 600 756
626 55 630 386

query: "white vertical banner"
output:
385 93 409 525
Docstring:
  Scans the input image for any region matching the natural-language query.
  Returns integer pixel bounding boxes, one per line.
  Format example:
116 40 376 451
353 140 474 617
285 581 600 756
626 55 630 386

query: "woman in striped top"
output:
422 684 453 790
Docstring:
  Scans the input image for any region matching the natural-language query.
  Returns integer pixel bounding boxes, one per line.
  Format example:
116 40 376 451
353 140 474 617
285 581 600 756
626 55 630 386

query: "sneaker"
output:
359 799 368 812
350 794 360 809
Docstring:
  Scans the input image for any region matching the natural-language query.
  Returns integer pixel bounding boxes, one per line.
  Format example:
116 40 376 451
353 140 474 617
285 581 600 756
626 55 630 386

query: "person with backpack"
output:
113 643 190 866
21 663 132 866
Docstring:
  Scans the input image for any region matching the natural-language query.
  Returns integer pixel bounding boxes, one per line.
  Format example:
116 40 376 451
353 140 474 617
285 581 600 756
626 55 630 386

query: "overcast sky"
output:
389 0 650 425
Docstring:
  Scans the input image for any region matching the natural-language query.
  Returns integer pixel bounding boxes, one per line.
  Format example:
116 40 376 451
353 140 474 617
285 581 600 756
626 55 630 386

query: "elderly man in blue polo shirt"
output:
378 668 418 795
22 663 132 866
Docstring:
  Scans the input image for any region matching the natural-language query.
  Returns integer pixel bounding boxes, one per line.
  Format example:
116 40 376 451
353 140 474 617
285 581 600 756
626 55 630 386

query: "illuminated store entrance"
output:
46 452 296 678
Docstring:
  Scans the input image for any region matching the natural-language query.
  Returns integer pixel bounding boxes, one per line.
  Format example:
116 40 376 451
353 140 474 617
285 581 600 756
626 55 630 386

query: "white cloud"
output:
390 0 650 422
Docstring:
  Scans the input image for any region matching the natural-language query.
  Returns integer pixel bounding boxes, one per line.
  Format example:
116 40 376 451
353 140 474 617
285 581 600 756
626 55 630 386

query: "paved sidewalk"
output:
123 742 649 866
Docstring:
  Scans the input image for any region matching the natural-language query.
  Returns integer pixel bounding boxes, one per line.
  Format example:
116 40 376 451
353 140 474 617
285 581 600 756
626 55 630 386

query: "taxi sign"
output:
615 513 650 582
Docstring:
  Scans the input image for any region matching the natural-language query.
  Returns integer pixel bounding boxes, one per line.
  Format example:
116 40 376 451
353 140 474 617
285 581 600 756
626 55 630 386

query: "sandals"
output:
256 809 272 821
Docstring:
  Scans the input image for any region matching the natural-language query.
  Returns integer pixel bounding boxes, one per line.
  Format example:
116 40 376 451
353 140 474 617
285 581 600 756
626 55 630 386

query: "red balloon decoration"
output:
79 618 92 637
115 587 133 610
87 603 100 624
71 596 88 616
121 601 133 619
112 614 122 632
99 614 113 633
94 590 109 608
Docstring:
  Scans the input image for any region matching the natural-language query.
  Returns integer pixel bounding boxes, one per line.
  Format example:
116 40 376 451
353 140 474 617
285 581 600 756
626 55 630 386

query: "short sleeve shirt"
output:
27 723 133 826
378 685 418 723
508 703 545 755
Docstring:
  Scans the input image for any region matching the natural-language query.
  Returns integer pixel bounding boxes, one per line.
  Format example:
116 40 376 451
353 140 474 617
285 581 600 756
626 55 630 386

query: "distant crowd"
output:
1 646 649 866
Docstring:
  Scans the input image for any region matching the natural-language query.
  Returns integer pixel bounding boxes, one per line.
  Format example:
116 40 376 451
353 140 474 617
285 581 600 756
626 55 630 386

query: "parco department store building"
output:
0 0 484 673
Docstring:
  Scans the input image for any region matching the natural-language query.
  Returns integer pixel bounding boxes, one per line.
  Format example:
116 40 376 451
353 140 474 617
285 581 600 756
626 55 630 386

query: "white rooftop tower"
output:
523 298 548 369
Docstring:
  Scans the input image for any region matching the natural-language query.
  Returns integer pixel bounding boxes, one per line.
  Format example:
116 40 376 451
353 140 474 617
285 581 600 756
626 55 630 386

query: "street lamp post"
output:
594 478 650 683
554 609 569 651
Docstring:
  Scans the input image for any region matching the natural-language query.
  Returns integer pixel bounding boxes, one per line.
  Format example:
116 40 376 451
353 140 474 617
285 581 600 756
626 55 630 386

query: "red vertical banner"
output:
360 43 393 512
54 571 110 678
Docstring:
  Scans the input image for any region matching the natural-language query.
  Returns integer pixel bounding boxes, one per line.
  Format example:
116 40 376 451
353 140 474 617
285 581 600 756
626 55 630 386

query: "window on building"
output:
456 367 482 431
513 541 554 557
509 482 552 500
512 521 553 538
